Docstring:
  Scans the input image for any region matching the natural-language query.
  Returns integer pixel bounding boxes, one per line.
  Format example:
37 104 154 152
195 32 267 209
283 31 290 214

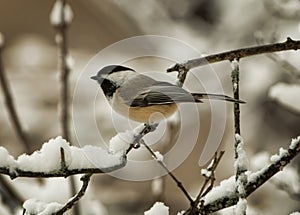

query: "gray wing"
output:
121 81 197 107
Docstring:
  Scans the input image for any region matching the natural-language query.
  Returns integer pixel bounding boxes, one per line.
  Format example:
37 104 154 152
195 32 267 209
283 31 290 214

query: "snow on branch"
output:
0 136 126 179
23 174 91 215
50 0 73 27
202 136 300 214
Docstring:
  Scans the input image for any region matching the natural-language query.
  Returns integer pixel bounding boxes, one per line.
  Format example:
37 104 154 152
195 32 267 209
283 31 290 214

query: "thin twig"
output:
0 34 30 152
185 151 225 215
56 0 71 141
140 139 194 205
60 147 67 171
167 37 300 73
126 123 194 204
53 0 78 214
197 151 225 203
55 174 93 215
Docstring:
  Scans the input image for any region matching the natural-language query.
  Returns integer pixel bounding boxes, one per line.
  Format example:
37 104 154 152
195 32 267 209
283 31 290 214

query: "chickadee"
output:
91 65 245 123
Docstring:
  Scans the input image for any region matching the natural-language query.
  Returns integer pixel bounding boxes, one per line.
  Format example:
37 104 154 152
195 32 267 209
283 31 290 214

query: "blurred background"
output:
0 0 300 214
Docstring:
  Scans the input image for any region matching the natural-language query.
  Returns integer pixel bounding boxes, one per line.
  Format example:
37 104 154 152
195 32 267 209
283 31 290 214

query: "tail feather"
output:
192 93 246 104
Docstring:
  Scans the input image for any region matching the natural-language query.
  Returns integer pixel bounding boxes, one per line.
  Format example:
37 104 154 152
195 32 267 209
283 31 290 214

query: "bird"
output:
91 65 245 123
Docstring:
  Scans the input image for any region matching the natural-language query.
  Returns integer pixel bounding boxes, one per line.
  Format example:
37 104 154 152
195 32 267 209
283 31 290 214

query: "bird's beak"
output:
90 75 98 80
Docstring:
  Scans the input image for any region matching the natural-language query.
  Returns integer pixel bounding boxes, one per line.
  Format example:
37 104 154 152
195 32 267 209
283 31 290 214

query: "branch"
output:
0 162 125 179
184 151 225 215
167 37 300 72
55 174 92 215
141 140 194 205
0 33 30 152
54 0 72 142
51 0 77 213
202 136 300 213
0 136 126 178
231 59 241 136
127 124 193 205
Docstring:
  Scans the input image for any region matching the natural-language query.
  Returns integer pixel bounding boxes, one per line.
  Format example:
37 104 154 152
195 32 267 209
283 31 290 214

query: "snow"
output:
270 147 288 163
50 0 73 26
154 151 164 162
0 147 17 168
235 198 247 215
234 134 248 172
268 83 300 114
23 199 63 215
17 136 71 172
109 131 134 155
231 59 239 70
204 176 236 204
200 169 211 178
152 178 163 195
133 123 147 134
144 202 169 215
290 212 300 215
290 136 300 150
66 54 75 70
0 136 125 173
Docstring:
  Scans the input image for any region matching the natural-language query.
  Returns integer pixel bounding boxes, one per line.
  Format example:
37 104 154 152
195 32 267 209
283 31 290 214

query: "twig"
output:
0 33 28 211
140 139 194 205
52 0 78 213
167 37 300 73
197 152 225 203
203 136 300 213
126 123 193 205
60 147 67 171
53 0 72 141
231 59 248 214
55 174 92 215
126 123 158 154
184 151 225 215
231 59 241 136
0 34 30 152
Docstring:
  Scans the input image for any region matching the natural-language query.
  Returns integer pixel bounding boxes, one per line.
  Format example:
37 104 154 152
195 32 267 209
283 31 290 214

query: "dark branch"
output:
52 0 77 213
0 161 125 179
55 174 92 215
56 0 71 142
203 136 300 213
141 138 194 205
0 35 30 152
167 37 300 72
231 59 241 136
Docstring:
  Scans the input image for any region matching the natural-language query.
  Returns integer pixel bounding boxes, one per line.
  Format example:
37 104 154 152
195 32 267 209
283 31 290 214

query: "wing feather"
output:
129 81 196 107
